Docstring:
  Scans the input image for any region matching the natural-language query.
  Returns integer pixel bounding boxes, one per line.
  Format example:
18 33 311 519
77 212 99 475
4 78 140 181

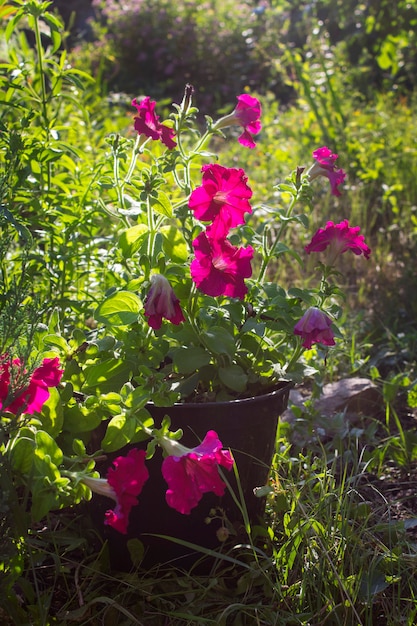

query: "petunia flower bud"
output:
294 307 336 350
144 274 185 330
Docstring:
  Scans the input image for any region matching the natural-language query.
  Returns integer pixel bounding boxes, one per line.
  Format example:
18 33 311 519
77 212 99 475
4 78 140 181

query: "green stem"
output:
285 340 305 373
112 134 143 227
32 10 52 199
123 134 143 185
146 194 156 263
257 193 298 284
175 128 213 194
32 13 49 140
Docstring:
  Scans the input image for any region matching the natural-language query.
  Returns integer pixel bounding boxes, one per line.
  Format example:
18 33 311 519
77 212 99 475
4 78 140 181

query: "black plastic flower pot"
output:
89 381 293 571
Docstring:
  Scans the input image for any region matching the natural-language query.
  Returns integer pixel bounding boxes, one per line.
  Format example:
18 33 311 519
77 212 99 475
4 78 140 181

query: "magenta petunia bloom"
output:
305 219 371 260
294 307 336 349
308 146 346 196
0 355 63 415
144 274 185 330
188 164 253 238
103 449 149 534
132 96 176 149
160 430 234 515
191 230 254 300
213 94 262 148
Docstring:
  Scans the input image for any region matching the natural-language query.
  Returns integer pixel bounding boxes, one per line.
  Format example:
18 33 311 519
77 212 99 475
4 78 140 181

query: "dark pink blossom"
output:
144 274 185 330
191 230 253 300
308 146 346 196
0 355 63 415
294 307 336 349
132 96 176 149
213 94 262 148
160 430 234 515
104 449 149 534
188 164 253 238
305 219 371 260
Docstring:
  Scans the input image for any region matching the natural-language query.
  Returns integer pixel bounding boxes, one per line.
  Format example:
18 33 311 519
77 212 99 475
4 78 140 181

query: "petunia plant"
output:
83 84 369 410
0 3 371 540
33 85 370 535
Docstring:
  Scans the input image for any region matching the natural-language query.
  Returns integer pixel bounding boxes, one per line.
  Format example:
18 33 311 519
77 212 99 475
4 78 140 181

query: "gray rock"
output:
315 378 381 419
281 377 381 444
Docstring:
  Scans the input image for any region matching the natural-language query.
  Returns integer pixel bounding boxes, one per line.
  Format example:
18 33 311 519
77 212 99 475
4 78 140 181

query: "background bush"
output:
74 0 292 109
61 0 417 110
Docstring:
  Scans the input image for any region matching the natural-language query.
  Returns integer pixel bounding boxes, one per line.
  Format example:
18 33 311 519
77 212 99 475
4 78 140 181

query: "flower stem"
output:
257 193 298 284
285 340 304 373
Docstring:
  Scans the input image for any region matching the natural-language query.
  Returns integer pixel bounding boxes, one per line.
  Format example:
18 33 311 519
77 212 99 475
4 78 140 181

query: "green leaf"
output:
9 428 36 474
276 183 296 194
119 224 148 258
72 438 86 456
202 326 236 358
218 364 248 392
31 456 69 521
0 205 32 244
38 387 63 437
5 11 25 42
0 5 18 20
272 242 303 265
82 358 132 393
63 403 103 433
124 387 151 411
35 430 63 466
160 225 189 262
407 386 417 408
100 392 122 415
95 291 142 326
43 334 70 353
127 538 145 567
101 414 136 452
42 11 64 32
152 190 172 217
172 346 211 374
63 67 95 84
240 318 266 337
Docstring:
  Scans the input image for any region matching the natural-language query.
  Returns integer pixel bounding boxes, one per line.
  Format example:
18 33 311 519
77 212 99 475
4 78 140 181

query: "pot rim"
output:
149 380 294 410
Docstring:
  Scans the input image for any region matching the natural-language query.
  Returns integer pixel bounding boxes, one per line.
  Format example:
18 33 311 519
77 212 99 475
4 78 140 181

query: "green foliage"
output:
0 2 129 320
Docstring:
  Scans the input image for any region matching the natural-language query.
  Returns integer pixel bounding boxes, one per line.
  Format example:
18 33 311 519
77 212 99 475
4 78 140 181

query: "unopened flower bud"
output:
216 526 230 542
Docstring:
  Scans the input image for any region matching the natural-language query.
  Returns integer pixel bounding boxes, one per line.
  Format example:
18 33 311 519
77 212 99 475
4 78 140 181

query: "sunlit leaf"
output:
95 291 142 326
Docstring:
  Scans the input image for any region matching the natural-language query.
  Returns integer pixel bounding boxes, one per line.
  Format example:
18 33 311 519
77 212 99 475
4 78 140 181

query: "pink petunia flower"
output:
0 355 63 415
84 449 149 535
188 164 253 238
305 219 371 261
191 229 253 300
160 430 234 515
294 307 336 349
308 146 346 196
132 96 176 149
144 274 185 330
213 94 262 148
